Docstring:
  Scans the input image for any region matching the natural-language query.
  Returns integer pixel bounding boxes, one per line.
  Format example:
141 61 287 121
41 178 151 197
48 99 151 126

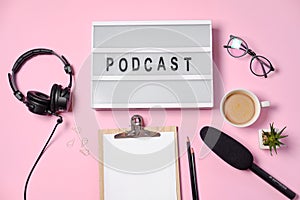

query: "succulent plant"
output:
262 123 288 156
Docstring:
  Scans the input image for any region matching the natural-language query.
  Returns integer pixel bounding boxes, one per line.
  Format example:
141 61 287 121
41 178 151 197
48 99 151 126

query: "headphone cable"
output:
24 115 63 200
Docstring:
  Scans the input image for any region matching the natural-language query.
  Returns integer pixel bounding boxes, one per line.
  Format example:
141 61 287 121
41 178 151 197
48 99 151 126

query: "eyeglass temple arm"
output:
260 59 274 70
257 58 268 78
223 45 247 52
240 43 247 50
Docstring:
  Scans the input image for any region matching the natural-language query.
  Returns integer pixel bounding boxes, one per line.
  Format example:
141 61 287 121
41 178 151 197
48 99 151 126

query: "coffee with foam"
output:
223 92 256 125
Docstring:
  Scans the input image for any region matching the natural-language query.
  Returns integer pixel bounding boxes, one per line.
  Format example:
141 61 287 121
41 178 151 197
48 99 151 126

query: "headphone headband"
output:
12 48 53 73
8 48 73 103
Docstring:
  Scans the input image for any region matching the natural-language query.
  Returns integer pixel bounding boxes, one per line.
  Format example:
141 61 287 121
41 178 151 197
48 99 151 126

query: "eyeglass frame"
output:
223 35 275 78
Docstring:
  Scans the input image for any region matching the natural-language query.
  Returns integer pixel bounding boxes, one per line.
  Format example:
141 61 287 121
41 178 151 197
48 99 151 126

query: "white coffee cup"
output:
220 89 270 127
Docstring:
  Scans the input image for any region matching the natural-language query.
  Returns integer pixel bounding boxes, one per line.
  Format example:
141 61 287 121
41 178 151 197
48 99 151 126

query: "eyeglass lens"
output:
227 37 248 58
250 56 273 77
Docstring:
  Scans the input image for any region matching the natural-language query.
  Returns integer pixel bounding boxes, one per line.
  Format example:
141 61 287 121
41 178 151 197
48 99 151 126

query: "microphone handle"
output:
250 163 296 200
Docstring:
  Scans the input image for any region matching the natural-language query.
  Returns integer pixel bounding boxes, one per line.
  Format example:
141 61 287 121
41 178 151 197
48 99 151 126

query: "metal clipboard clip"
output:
114 115 161 139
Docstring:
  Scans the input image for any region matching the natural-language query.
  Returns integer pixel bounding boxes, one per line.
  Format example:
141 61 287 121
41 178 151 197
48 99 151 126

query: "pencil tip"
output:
187 137 190 142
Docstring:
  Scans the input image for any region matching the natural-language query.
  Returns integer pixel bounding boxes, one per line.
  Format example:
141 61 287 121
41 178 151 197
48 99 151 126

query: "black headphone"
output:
8 48 73 115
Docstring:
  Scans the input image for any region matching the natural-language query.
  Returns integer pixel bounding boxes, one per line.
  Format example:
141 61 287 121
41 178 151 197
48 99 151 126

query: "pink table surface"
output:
1 0 300 199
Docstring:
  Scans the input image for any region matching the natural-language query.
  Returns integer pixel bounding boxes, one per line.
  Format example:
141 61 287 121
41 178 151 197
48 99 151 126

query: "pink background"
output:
1 0 300 199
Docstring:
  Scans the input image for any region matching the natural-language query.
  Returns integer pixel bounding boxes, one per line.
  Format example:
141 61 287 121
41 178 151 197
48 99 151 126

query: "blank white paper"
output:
102 132 179 200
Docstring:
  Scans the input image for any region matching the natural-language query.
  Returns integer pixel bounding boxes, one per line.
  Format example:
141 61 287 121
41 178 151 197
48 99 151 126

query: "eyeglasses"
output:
223 35 275 78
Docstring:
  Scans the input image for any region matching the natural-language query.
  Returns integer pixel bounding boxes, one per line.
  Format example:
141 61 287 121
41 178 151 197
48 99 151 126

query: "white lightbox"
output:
91 20 213 109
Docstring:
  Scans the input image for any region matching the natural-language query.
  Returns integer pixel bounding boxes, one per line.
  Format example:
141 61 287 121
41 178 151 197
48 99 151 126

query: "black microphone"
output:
200 126 297 200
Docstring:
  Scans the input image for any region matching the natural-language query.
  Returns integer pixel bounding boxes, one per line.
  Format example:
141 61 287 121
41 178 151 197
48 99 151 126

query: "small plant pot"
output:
258 129 283 150
258 129 270 149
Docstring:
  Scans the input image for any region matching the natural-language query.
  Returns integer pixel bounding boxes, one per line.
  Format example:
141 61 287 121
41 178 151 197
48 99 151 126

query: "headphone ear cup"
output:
50 84 59 113
50 84 70 113
59 87 71 111
26 91 50 115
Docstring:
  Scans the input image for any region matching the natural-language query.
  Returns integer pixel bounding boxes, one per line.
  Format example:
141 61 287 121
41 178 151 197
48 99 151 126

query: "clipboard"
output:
99 115 181 200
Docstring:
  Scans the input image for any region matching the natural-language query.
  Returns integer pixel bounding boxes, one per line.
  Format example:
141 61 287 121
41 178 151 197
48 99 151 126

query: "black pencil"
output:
187 137 199 200
191 147 199 200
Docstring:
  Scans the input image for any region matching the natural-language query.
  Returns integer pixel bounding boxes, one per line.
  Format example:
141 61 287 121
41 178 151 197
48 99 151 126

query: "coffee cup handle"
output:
261 101 270 108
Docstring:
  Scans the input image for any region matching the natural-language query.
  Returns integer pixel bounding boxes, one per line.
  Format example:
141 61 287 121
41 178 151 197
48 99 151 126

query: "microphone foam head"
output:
200 126 253 170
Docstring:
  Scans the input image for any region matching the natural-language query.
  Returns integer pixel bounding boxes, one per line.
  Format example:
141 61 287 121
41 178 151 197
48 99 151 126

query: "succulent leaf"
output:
269 145 273 156
264 123 287 156
278 126 287 136
279 135 288 139
274 146 278 154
